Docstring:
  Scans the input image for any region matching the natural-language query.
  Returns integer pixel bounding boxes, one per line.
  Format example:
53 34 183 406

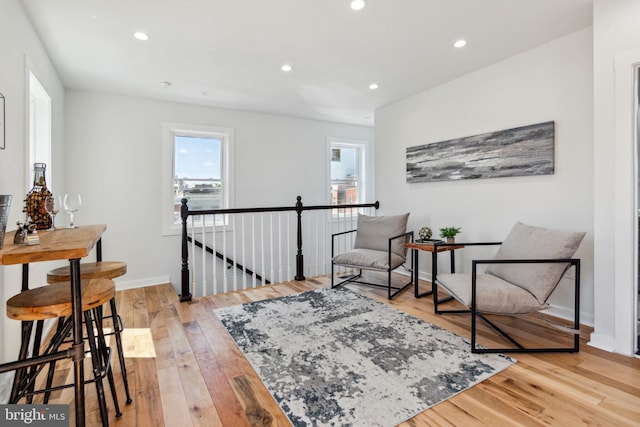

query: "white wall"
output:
64 91 373 291
375 29 594 323
0 0 66 398
592 0 640 356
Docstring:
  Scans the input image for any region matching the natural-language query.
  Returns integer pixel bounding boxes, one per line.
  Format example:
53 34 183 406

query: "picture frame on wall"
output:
406 121 555 183
0 93 4 149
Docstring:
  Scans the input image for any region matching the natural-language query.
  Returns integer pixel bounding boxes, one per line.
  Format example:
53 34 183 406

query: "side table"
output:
404 241 464 299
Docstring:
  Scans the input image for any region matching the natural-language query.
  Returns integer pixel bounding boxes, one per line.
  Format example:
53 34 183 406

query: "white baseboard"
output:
115 276 171 291
545 304 594 327
587 333 617 353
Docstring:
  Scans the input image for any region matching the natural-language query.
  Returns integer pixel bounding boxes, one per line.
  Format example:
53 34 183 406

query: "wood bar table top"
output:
0 224 106 427
0 224 106 266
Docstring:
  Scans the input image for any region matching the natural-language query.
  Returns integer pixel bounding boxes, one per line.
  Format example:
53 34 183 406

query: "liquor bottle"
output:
25 163 53 230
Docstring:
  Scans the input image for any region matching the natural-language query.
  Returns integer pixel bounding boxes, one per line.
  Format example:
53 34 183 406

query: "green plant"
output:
439 226 461 238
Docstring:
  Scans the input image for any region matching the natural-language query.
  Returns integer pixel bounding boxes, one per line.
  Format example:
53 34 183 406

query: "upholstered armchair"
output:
433 222 586 353
331 213 413 299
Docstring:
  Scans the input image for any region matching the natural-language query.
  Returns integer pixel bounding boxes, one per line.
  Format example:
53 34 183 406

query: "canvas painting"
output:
406 121 555 183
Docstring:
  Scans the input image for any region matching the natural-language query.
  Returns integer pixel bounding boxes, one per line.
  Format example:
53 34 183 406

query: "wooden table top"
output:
405 241 464 252
0 225 106 265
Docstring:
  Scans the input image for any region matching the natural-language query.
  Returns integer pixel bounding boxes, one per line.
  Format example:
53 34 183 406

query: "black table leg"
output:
69 258 86 427
414 248 435 298
413 248 419 297
434 249 455 313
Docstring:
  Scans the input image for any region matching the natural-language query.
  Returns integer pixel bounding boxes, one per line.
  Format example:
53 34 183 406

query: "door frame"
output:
612 49 640 356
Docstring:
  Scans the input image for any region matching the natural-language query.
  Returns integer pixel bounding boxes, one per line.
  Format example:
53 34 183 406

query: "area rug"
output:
214 287 515 427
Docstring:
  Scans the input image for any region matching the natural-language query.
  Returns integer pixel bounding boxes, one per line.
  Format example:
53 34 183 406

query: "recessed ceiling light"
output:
159 81 171 87
454 39 467 48
369 83 379 90
350 0 367 11
281 64 293 72
134 32 149 41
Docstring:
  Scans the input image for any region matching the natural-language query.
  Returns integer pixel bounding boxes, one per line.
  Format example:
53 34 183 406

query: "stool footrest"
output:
18 347 114 400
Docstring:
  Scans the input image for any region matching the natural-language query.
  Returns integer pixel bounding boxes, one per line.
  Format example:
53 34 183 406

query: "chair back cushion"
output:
485 222 585 303
354 213 410 256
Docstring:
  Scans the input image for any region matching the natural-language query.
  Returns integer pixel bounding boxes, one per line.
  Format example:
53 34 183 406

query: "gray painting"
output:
406 121 555 183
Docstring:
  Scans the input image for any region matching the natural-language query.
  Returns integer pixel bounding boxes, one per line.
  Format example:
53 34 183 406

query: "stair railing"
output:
180 196 379 301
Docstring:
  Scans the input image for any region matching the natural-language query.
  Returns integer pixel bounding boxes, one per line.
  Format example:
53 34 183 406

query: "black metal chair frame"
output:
433 242 581 353
331 229 414 299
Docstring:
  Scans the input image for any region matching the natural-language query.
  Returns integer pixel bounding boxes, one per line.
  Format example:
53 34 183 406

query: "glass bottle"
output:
25 162 53 230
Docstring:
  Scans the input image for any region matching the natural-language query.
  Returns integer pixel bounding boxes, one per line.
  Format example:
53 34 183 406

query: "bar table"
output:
0 224 107 427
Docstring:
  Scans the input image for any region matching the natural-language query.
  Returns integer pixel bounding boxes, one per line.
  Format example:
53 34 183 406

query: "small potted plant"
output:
439 226 461 243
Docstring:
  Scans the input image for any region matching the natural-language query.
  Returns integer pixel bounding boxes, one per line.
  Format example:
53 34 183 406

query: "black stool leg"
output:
24 320 44 404
93 306 122 417
84 310 110 427
43 317 69 403
10 320 34 403
110 298 132 404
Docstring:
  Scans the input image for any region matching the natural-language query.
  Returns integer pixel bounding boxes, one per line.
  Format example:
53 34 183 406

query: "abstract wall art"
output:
406 121 555 183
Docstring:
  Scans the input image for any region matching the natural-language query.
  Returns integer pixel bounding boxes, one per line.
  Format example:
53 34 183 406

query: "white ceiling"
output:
20 0 593 126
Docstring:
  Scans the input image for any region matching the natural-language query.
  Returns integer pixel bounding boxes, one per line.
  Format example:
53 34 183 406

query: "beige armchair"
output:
331 213 413 299
434 222 585 353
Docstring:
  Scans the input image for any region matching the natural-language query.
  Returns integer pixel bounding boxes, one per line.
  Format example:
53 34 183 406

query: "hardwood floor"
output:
32 277 640 426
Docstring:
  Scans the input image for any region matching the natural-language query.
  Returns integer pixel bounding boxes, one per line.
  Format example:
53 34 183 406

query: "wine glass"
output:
43 196 60 231
63 194 82 228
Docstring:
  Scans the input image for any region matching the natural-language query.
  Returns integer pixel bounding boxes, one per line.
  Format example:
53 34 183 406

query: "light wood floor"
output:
33 276 640 426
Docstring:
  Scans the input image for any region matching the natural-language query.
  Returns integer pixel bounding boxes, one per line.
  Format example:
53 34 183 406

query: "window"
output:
328 138 373 212
162 123 234 235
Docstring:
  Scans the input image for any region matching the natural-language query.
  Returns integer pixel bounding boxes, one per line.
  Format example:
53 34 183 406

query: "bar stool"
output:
6 278 120 426
46 261 132 405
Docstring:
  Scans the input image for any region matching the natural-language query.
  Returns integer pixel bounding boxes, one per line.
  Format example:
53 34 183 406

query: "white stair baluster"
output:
261 215 266 286
212 214 218 295
241 214 246 290
251 214 256 288
270 213 274 284
231 215 237 292
222 214 228 293
201 215 206 297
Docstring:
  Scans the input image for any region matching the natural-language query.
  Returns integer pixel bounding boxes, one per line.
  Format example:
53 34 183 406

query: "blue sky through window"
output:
174 135 221 179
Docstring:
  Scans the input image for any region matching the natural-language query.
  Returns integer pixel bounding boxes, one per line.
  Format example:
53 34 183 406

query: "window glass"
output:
330 146 360 205
174 135 223 214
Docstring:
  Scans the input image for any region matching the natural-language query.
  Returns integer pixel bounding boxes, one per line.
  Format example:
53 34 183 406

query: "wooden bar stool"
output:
6 278 120 426
46 261 132 405
47 262 127 283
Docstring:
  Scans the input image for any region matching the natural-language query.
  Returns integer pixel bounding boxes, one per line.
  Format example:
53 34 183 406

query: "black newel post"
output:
180 198 192 302
295 196 305 281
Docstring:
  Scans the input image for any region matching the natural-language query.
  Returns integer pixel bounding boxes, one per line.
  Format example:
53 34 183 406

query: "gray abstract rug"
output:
214 287 515 427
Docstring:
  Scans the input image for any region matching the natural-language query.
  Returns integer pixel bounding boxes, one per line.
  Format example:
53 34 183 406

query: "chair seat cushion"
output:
333 248 405 271
436 273 549 314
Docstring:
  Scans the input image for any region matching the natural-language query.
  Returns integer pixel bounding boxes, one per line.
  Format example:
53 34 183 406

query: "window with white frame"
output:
328 138 373 212
162 123 234 235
